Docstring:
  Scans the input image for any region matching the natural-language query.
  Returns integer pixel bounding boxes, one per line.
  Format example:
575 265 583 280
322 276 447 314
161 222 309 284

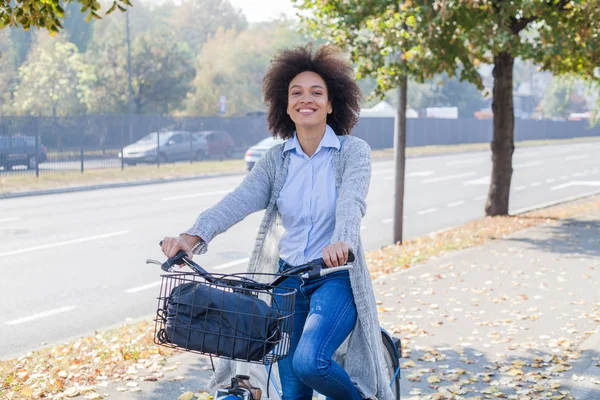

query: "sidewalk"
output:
98 211 600 399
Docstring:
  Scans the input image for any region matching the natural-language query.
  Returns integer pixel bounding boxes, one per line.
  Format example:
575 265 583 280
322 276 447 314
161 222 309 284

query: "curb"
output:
511 189 600 215
0 171 246 200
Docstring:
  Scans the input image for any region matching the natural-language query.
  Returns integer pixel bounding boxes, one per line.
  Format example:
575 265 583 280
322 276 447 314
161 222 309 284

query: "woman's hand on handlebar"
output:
161 235 196 259
322 242 351 268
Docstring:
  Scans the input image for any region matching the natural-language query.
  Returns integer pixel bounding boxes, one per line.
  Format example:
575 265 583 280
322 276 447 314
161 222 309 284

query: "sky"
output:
228 0 298 23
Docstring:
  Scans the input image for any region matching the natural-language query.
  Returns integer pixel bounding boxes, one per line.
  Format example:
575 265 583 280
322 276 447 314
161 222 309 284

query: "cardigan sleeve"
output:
330 139 371 251
183 146 277 244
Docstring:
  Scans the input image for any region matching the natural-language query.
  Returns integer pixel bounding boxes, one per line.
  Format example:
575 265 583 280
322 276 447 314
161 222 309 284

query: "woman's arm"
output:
162 147 277 258
329 139 371 253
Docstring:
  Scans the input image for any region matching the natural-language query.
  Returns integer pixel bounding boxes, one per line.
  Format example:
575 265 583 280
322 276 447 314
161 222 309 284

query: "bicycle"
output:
147 248 402 399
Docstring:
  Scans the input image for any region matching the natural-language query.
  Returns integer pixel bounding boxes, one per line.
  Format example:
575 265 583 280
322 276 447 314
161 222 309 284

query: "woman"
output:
161 44 393 400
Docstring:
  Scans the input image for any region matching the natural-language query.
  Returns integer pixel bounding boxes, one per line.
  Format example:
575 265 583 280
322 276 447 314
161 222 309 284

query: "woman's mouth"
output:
298 108 316 115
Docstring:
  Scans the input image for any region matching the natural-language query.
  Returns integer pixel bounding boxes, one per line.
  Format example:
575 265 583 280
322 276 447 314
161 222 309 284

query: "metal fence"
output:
1 114 599 177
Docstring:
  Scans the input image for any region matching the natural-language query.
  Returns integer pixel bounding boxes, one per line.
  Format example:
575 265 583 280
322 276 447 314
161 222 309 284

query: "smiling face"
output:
287 71 332 132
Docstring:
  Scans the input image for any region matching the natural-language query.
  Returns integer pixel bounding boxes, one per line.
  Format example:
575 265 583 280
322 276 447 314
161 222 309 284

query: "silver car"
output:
119 131 208 165
244 137 286 171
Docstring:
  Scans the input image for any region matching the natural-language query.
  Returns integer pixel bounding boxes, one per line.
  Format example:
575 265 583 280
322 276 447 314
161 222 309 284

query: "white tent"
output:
360 100 418 118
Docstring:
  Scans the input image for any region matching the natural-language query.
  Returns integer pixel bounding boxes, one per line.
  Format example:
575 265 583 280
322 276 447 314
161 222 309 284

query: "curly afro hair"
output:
262 44 362 139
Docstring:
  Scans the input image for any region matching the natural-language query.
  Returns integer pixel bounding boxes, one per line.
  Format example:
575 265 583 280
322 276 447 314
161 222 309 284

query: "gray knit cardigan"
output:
184 135 394 400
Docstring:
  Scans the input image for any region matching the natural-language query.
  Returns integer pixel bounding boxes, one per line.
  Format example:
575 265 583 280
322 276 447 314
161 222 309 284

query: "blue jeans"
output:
273 259 362 400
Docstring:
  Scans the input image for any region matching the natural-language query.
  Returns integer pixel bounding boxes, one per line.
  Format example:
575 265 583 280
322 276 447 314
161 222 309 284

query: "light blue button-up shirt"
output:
277 125 340 266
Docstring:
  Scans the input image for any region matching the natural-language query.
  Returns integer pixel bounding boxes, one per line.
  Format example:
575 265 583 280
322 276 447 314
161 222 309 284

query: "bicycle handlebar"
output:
147 242 355 287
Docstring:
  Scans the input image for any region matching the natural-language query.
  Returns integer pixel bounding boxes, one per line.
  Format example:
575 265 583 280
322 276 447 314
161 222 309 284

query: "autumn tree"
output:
186 21 306 116
294 0 600 216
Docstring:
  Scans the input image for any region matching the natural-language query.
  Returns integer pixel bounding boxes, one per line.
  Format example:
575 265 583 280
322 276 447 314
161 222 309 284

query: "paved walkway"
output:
99 211 600 399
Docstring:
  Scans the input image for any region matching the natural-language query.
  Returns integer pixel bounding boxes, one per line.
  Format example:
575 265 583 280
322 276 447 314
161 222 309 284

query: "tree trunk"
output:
485 51 515 216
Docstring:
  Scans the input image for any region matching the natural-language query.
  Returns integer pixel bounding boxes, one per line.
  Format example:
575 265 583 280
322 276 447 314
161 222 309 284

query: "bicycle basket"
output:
154 272 295 365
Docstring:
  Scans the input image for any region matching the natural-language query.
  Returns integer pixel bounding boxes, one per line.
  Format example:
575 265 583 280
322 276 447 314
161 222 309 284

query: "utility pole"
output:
393 75 408 244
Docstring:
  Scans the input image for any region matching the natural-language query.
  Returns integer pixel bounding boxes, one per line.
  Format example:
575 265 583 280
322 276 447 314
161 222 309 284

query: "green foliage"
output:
12 34 95 116
293 0 600 98
0 0 132 33
165 0 248 54
0 30 17 112
185 21 307 116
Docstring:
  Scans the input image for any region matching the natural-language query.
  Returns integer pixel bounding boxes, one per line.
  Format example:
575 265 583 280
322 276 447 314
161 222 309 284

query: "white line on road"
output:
6 306 77 326
447 201 465 208
371 169 394 176
417 208 439 215
382 217 407 224
423 172 476 183
546 178 556 183
383 171 435 180
446 158 482 166
125 281 161 294
0 217 19 223
530 182 542 187
213 257 250 271
514 186 526 191
474 195 487 201
551 181 600 191
161 190 231 201
463 176 490 185
513 161 543 169
0 231 130 258
565 154 590 161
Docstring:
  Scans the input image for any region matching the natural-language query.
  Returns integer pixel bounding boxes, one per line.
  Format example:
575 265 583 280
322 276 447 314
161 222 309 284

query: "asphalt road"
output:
0 141 599 359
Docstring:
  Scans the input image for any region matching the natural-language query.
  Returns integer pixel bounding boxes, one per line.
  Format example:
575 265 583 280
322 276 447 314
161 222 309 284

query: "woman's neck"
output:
296 123 327 157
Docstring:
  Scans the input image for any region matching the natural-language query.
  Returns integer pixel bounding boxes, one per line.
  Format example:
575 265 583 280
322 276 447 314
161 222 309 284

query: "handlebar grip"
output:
162 250 187 271
347 249 355 263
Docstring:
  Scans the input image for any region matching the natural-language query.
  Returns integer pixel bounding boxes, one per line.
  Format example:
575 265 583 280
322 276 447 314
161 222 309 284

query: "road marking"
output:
516 150 540 156
546 178 556 183
371 169 394 176
514 186 526 191
446 158 483 166
474 195 487 201
447 201 465 208
514 161 543 169
6 306 77 326
565 154 589 161
382 217 407 224
530 182 542 187
0 231 130 258
125 281 161 294
383 171 435 180
463 176 490 185
423 172 476 183
213 257 250 271
0 217 19 223
551 181 600 191
417 208 438 215
161 190 230 201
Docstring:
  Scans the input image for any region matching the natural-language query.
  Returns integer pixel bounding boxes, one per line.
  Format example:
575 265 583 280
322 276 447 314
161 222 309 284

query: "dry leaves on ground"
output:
366 195 600 280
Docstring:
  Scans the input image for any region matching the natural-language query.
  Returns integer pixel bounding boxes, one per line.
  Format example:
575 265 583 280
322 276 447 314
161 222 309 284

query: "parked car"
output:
119 131 208 165
193 131 235 158
0 135 47 170
244 136 286 171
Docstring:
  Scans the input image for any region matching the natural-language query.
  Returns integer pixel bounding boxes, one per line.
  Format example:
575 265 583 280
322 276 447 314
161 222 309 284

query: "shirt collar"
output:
283 124 340 156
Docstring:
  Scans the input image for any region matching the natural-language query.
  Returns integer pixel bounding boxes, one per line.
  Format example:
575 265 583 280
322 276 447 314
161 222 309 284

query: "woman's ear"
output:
327 101 333 114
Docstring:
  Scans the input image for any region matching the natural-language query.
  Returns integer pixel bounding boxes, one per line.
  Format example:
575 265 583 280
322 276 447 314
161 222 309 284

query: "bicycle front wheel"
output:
381 330 401 399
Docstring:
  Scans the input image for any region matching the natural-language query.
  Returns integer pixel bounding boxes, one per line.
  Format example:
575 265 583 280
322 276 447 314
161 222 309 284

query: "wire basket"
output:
154 272 296 365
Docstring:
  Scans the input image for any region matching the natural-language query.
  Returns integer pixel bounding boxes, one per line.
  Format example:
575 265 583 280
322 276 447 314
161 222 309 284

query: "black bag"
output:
165 282 282 361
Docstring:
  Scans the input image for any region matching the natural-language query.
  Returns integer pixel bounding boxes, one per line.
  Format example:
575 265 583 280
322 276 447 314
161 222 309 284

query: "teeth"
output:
299 109 315 113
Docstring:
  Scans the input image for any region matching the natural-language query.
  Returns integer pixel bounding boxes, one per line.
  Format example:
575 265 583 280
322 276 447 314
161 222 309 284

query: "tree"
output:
165 0 248 54
0 0 131 33
12 34 95 117
294 0 600 216
186 21 306 116
0 30 17 112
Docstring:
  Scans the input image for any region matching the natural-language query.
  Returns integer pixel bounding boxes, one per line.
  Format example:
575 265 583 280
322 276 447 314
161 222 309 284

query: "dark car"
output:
0 135 47 170
193 131 235 158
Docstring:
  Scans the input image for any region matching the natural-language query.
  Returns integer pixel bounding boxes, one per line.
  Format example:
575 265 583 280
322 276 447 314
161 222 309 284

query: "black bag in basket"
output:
165 282 281 361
